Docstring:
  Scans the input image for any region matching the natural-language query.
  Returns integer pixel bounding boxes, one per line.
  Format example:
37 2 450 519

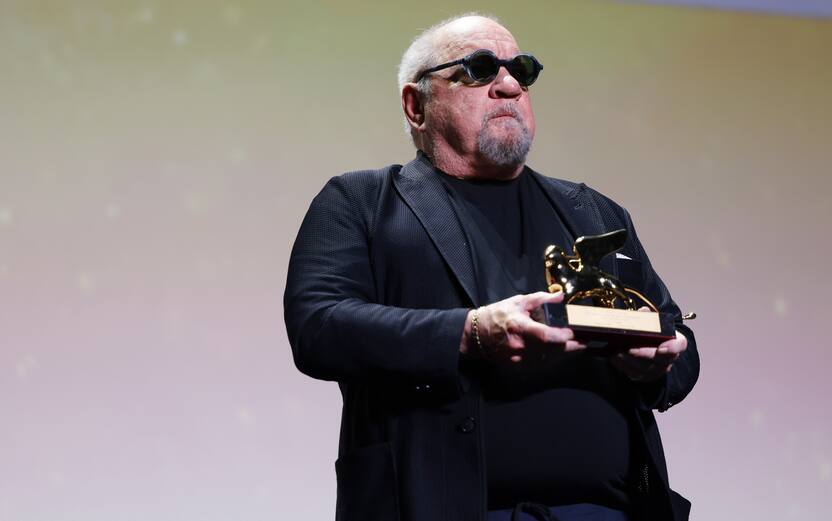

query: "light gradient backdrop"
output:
1 1 830 519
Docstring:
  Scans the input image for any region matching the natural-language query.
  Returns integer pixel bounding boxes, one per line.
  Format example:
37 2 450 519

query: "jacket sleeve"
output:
283 172 469 384
594 191 700 412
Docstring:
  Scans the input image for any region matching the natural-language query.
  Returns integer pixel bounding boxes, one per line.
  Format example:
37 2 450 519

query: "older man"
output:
284 14 698 521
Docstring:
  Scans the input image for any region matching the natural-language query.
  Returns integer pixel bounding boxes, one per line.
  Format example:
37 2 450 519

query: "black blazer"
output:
284 154 699 521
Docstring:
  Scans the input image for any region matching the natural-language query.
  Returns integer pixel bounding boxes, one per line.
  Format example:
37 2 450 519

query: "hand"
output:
610 330 688 382
465 291 585 363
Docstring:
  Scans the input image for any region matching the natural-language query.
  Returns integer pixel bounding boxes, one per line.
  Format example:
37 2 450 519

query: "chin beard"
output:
476 108 532 167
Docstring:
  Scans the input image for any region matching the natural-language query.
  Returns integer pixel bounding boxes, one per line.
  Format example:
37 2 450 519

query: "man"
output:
284 14 698 521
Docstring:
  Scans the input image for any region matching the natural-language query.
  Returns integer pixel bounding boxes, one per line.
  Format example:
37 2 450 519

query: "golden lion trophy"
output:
541 229 695 350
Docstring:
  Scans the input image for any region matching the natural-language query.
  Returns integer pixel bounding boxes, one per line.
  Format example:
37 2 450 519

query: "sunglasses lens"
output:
508 55 539 86
466 51 499 82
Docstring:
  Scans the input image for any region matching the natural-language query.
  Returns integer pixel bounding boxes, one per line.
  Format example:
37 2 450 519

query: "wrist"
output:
459 308 484 358
459 309 473 355
471 307 484 356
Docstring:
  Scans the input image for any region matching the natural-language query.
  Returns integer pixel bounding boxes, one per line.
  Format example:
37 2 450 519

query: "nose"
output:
490 67 523 99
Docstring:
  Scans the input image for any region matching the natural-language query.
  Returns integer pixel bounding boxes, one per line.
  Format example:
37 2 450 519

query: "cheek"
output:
425 104 453 136
428 106 470 146
451 103 483 138
522 102 536 137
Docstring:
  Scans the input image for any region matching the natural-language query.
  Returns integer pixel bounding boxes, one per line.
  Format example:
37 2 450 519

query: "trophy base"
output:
542 302 676 352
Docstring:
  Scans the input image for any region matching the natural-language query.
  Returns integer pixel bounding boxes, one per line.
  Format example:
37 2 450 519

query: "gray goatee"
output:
476 104 532 167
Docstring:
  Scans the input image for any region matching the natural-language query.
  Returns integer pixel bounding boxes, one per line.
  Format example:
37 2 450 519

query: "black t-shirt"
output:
443 170 633 511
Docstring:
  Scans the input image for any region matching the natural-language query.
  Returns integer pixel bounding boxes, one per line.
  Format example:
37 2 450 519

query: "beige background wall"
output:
1 1 830 519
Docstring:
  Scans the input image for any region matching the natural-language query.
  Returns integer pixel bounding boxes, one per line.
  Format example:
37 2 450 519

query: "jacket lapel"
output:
529 169 618 276
393 155 479 306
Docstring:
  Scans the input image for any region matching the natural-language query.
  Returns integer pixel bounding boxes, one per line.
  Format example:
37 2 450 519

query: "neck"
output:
422 142 525 181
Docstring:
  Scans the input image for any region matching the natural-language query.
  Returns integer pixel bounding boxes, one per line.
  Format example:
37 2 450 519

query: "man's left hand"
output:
610 331 687 382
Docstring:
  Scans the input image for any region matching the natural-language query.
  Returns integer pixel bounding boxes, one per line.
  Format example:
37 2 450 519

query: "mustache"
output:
483 104 524 123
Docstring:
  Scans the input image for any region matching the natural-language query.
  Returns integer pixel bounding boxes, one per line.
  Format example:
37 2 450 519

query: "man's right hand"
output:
461 291 586 363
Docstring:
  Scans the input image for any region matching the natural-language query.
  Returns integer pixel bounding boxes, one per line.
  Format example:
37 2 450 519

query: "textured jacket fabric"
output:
284 154 699 521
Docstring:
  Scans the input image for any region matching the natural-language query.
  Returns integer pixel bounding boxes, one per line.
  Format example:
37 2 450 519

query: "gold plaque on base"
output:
543 301 676 349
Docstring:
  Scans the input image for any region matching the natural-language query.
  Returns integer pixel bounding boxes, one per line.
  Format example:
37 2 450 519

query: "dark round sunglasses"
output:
415 49 543 87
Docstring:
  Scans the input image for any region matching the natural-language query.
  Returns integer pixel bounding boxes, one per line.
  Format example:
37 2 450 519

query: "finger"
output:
522 291 564 311
647 356 675 373
637 306 651 312
627 345 678 367
504 334 525 351
564 340 587 352
626 347 657 359
656 335 687 356
521 318 574 344
652 351 680 364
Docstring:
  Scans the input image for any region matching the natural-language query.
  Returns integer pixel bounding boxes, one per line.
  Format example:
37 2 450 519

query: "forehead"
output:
437 20 520 60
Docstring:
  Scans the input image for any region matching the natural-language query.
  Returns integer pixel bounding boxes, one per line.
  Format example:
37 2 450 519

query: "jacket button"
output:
457 416 476 433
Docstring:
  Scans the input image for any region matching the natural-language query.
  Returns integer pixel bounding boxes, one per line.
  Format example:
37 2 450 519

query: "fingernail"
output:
566 340 585 351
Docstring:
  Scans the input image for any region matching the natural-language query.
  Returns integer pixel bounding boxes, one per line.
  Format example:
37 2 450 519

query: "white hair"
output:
396 12 500 138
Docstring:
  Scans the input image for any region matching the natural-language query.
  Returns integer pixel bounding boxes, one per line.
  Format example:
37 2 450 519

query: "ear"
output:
401 83 426 131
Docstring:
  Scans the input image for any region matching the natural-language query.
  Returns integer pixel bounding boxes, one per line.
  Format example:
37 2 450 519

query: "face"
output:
423 19 537 171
